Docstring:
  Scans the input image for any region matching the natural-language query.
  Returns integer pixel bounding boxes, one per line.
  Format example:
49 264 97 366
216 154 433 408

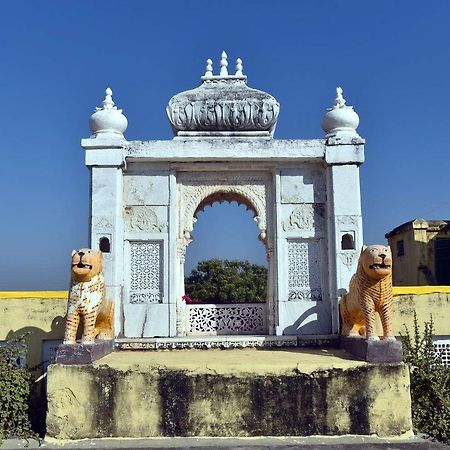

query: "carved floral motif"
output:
94 217 113 230
339 252 357 270
336 215 357 228
116 337 300 350
282 204 325 232
167 79 280 135
125 206 167 233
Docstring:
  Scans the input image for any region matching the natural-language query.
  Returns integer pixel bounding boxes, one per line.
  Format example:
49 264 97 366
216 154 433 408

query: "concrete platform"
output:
46 348 413 440
2 435 448 449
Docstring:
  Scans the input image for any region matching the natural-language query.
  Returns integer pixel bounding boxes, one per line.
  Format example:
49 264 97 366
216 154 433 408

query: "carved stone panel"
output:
287 240 322 301
336 215 357 228
187 304 266 335
282 204 325 234
280 168 325 204
336 215 359 271
124 173 169 206
339 252 357 271
129 241 163 304
93 217 113 232
124 206 168 233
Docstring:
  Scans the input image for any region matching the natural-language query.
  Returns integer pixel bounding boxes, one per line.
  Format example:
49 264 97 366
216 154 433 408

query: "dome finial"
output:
204 58 213 78
220 51 228 77
235 58 243 76
89 86 128 137
321 86 360 139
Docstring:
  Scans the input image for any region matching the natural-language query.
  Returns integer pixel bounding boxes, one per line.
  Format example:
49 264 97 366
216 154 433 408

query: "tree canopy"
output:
184 259 267 303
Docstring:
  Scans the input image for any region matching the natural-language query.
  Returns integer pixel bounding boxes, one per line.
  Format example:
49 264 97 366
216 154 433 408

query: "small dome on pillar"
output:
89 88 128 137
321 87 360 139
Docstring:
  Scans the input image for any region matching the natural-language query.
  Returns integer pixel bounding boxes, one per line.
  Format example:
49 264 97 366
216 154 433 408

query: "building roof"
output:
385 218 450 238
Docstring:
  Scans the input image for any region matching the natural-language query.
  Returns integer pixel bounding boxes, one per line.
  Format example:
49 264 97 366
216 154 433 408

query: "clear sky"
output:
1 1 449 290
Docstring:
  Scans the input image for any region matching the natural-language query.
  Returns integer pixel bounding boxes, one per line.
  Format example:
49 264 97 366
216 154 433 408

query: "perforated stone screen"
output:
433 337 450 366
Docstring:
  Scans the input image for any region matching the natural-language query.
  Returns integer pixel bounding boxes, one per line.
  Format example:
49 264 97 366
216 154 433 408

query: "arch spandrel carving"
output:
177 172 270 256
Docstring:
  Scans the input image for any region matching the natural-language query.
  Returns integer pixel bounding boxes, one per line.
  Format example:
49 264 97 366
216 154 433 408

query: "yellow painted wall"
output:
1 288 449 370
0 292 67 370
388 290 450 336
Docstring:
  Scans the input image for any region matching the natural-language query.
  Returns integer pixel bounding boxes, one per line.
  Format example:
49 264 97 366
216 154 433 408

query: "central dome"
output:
166 52 280 137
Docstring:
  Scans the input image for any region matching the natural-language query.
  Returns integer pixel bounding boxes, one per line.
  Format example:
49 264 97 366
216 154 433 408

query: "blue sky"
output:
1 1 449 289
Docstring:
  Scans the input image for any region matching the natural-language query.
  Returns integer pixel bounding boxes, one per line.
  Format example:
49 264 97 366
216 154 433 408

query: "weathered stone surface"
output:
166 52 279 137
55 340 114 365
340 337 403 363
46 349 412 439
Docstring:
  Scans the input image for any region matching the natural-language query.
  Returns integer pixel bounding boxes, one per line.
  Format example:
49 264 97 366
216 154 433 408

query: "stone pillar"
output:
325 141 364 334
83 137 126 337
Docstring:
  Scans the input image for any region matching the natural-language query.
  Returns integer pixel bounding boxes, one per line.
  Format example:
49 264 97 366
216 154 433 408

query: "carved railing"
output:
186 303 267 335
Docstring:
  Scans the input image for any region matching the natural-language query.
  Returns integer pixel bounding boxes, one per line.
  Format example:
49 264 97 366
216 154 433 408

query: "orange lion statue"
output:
63 249 114 344
340 245 394 341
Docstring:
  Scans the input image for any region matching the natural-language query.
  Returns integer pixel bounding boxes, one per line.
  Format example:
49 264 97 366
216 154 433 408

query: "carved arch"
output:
177 174 268 259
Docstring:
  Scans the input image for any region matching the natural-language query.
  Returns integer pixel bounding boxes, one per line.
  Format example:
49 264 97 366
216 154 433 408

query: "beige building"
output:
385 218 450 286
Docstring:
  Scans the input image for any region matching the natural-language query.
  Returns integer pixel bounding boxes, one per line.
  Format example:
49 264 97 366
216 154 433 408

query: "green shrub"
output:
400 312 450 443
0 335 33 439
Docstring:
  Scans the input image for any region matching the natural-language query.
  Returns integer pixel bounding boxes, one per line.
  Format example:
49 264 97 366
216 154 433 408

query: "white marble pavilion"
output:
82 52 365 345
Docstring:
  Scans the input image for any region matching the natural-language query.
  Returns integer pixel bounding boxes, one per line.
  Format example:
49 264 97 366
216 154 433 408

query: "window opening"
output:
397 240 404 257
99 237 111 253
341 233 355 250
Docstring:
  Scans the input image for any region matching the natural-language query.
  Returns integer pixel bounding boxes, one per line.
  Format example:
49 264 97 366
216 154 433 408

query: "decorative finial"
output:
321 86 360 139
97 87 116 111
89 86 128 137
334 86 346 108
204 58 213 78
235 58 243 76
220 51 228 77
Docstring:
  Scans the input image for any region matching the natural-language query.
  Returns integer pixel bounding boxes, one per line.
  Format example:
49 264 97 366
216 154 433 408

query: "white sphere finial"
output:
220 50 228 77
89 86 128 137
235 58 243 76
204 58 213 78
321 86 360 139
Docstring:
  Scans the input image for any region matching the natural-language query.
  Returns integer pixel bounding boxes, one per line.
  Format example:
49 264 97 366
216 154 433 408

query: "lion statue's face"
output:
360 245 392 280
71 248 103 282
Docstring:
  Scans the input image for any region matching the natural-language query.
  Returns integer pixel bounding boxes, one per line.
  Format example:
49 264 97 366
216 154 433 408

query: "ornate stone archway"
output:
174 171 273 336
83 52 365 343
176 172 270 260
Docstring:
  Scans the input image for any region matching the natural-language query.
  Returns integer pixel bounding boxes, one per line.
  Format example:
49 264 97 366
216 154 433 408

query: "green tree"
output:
184 259 267 303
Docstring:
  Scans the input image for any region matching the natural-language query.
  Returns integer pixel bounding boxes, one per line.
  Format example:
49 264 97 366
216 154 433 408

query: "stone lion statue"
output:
340 245 394 341
63 248 114 344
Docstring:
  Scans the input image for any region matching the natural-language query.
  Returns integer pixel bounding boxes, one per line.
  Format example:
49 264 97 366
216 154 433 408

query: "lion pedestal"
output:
339 245 403 363
55 249 114 365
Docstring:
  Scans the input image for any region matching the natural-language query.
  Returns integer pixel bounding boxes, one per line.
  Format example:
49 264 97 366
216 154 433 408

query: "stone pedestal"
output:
340 336 403 363
46 349 412 439
55 340 114 365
